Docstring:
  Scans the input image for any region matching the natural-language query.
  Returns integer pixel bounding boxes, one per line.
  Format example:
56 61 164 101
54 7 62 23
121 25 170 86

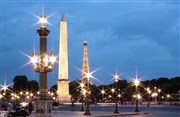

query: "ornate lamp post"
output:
31 12 56 116
167 94 170 101
0 80 11 98
84 72 91 115
101 89 105 103
118 94 121 103
157 88 161 102
134 78 140 112
113 74 119 113
146 87 151 107
80 82 85 111
111 88 115 102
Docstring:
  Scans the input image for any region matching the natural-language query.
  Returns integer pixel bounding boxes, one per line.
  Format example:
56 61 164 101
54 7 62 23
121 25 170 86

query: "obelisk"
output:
58 14 70 103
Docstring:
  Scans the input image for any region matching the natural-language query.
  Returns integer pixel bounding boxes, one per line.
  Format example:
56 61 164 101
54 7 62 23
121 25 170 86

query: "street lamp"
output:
157 88 161 102
113 74 119 113
0 80 11 97
152 87 161 102
80 82 85 111
118 94 121 103
84 72 91 115
111 88 115 93
101 89 105 103
146 87 151 107
167 94 170 101
111 88 115 103
133 78 140 112
30 11 56 116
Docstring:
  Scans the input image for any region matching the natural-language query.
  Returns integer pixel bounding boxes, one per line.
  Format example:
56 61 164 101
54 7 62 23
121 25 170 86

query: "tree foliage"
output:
13 75 38 92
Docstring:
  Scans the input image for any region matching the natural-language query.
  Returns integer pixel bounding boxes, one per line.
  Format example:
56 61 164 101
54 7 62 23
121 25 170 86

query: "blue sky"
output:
0 0 179 88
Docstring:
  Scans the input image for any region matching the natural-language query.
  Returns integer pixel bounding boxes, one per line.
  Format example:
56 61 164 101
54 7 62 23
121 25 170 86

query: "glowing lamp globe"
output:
134 79 140 87
39 17 48 25
101 90 105 94
31 52 38 63
114 74 119 82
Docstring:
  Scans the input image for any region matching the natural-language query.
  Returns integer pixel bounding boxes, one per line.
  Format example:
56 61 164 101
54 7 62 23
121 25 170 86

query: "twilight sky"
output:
0 0 179 88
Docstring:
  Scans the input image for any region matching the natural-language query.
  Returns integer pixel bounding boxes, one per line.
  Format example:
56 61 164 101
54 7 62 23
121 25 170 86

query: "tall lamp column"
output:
134 78 140 112
80 82 85 111
101 88 105 103
30 12 56 116
146 87 151 107
113 74 119 113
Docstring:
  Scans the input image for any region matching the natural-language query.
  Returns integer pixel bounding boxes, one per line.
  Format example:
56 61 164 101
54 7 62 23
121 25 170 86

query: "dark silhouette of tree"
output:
50 85 57 91
90 84 99 100
13 75 28 91
69 80 81 101
150 79 158 86
13 75 39 92
27 80 39 92
157 77 170 85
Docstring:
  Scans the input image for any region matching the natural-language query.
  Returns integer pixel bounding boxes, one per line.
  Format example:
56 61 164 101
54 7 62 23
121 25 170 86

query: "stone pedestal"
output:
34 93 52 117
58 79 70 103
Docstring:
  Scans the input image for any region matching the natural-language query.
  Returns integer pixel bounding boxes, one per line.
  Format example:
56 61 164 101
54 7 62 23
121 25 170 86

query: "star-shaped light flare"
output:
0 79 12 93
76 67 103 84
32 9 54 27
19 50 39 68
110 72 123 83
96 87 108 96
128 71 144 88
19 50 58 69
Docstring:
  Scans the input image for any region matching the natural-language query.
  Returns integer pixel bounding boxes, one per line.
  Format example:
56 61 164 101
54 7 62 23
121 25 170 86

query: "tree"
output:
27 80 39 92
69 80 81 100
13 75 28 91
157 77 170 85
13 75 39 92
50 85 57 91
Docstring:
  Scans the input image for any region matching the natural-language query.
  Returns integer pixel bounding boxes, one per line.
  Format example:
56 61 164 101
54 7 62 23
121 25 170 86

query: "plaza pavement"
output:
29 111 142 117
0 110 143 117
2 103 179 117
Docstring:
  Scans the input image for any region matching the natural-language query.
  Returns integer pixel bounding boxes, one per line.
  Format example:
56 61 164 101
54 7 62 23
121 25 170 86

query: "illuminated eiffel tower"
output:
81 40 90 83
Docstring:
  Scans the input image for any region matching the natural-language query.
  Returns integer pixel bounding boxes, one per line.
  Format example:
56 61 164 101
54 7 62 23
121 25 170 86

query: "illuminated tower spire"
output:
81 39 90 83
58 14 70 103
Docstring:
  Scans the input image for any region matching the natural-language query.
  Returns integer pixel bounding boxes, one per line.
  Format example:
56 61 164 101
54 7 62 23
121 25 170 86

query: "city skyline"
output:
0 0 179 88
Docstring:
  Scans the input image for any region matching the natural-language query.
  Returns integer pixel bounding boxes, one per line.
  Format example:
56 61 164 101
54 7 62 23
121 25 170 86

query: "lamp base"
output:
135 109 140 112
84 110 91 115
34 91 52 117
